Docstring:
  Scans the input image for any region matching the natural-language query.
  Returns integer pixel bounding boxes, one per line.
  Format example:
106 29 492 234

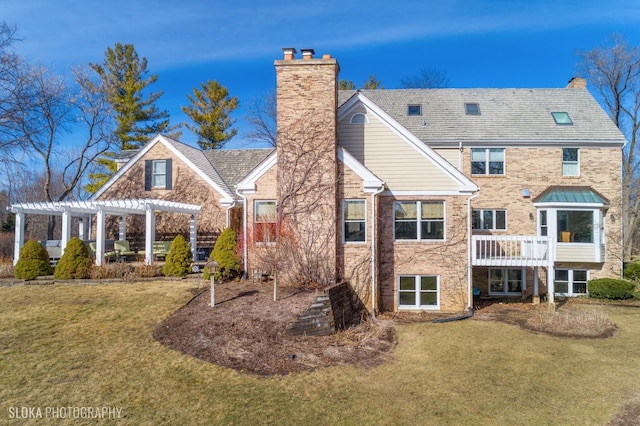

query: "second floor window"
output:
255 201 277 243
562 148 579 176
144 159 172 190
394 201 445 241
471 148 504 175
472 209 506 230
343 200 366 243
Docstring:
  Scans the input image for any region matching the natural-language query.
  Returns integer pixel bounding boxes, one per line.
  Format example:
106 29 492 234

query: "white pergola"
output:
9 199 201 266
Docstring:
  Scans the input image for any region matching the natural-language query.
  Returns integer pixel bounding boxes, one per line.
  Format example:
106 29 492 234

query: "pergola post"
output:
13 210 25 266
96 208 106 266
118 216 126 241
145 206 156 265
78 217 88 241
190 214 197 261
61 208 72 256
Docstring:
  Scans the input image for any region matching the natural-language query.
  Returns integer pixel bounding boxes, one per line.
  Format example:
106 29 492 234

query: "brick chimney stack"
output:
274 48 340 284
566 77 587 89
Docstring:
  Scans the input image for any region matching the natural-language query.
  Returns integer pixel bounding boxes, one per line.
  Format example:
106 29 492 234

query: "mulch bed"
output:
153 279 396 375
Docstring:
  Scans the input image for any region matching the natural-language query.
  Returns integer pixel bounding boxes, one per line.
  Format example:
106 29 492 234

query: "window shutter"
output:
165 159 172 190
144 160 152 191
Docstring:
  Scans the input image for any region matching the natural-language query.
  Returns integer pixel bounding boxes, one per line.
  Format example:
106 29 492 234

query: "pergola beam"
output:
9 199 202 266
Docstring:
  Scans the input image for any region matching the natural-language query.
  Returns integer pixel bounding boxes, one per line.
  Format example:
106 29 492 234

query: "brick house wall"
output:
337 161 375 309
462 146 622 295
377 195 470 312
97 141 228 250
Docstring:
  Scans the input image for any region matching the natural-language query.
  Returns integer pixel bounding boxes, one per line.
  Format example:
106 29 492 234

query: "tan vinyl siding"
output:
434 148 461 171
339 110 459 192
556 244 597 263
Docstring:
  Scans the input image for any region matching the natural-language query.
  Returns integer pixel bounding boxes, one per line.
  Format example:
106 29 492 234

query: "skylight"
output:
407 105 422 116
552 112 573 125
465 103 480 115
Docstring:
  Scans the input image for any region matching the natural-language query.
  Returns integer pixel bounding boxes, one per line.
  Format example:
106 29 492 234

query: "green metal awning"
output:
533 186 608 205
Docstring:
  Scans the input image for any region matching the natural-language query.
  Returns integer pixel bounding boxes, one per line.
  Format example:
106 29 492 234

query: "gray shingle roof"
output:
339 88 626 146
161 136 233 195
204 148 275 188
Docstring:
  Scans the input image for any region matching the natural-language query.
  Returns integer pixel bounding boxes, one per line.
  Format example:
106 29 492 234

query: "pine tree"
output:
181 80 238 150
85 43 180 193
90 43 178 150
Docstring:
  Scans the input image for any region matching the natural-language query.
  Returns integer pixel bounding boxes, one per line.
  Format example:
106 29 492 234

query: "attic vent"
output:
350 113 368 124
552 112 573 125
407 105 422 116
465 103 480 115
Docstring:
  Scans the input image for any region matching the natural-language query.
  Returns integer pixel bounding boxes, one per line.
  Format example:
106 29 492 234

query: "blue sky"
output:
4 0 640 148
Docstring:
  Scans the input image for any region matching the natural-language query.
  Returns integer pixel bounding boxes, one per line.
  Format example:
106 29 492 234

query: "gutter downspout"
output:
224 201 236 229
370 186 384 319
467 190 480 309
235 187 248 278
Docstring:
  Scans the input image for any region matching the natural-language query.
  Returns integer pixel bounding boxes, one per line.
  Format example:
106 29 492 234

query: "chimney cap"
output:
301 48 315 59
282 47 297 60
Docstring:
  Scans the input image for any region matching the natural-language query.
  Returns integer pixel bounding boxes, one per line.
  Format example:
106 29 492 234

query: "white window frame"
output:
557 209 594 243
562 148 580 176
554 269 588 296
343 199 367 243
152 159 167 188
254 200 277 244
398 275 440 310
538 210 548 237
488 268 525 296
393 201 446 242
472 209 507 231
471 148 505 175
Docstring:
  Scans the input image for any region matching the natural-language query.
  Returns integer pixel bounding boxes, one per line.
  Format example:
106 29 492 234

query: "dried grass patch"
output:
526 304 617 338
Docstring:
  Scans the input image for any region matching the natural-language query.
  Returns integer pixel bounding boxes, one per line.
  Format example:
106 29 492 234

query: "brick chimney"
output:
274 48 340 284
566 77 587 89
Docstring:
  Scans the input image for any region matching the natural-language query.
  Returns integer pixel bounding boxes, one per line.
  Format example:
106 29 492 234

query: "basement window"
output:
465 103 480 115
407 105 422 116
552 112 573 125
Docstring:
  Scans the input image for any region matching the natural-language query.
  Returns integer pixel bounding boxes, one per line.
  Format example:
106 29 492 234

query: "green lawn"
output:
1 281 639 425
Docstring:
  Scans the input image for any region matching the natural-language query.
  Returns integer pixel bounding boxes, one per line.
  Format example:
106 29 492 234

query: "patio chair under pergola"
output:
9 199 201 266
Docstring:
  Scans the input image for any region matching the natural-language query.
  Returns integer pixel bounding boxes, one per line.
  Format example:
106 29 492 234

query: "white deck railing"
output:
472 235 553 267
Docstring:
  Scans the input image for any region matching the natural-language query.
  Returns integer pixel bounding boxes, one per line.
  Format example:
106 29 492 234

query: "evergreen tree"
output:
84 43 180 194
181 80 238 150
90 43 177 150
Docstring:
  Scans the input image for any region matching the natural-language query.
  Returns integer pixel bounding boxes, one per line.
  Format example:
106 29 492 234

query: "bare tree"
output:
10 65 115 238
577 34 640 259
0 22 28 154
401 68 449 88
244 90 276 147
245 111 338 288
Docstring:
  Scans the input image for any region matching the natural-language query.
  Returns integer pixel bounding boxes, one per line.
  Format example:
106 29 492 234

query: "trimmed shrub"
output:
162 235 193 277
588 278 636 300
624 262 640 282
54 237 92 279
14 240 53 280
204 227 242 281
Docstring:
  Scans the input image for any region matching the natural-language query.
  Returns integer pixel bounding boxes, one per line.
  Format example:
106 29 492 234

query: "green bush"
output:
588 278 636 300
623 262 640 282
14 240 53 280
54 237 92 280
162 235 193 277
204 227 242 281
